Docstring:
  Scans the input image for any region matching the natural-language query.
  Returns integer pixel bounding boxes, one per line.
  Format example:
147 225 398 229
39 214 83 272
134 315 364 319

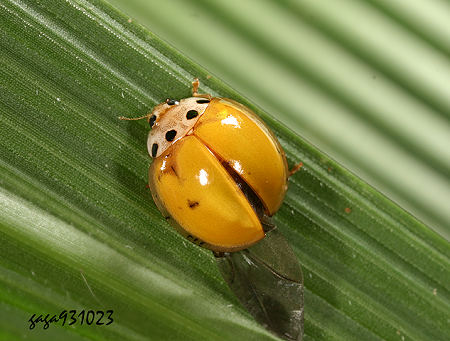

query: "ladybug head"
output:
146 97 211 158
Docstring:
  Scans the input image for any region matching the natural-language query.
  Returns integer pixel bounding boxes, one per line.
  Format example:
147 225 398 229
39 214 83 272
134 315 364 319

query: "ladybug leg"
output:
261 215 276 233
288 162 303 177
212 251 227 258
192 78 212 100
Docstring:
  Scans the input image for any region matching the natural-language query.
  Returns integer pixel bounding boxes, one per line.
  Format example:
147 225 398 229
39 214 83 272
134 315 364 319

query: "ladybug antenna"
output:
118 113 151 122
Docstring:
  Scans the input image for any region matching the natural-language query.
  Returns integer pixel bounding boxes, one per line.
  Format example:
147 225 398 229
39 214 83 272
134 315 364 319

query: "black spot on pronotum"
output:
187 200 199 208
165 129 177 142
149 114 157 128
196 99 210 104
151 143 158 157
166 99 179 105
186 110 198 119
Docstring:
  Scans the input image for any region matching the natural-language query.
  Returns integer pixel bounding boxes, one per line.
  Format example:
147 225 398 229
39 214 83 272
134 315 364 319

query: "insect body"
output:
120 79 303 340
126 79 289 252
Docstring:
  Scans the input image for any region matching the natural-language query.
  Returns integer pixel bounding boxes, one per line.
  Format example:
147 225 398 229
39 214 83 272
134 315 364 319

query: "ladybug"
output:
120 79 304 340
121 79 295 252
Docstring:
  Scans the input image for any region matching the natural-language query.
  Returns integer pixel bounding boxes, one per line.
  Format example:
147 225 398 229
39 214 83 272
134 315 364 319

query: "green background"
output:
0 0 448 340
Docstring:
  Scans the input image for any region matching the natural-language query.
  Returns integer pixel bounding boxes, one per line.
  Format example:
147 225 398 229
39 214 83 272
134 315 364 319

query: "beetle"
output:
120 79 304 340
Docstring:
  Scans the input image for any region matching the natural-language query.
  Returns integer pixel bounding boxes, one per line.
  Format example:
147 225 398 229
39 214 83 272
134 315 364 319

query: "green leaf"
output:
0 1 448 340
